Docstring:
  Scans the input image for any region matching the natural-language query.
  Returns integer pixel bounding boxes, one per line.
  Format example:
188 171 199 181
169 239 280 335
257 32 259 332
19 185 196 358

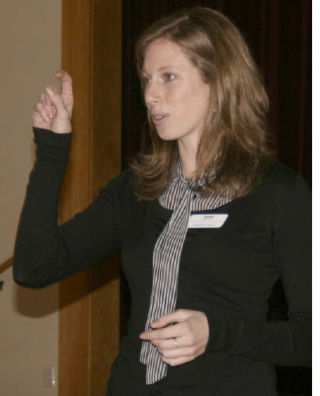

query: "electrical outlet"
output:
42 365 56 387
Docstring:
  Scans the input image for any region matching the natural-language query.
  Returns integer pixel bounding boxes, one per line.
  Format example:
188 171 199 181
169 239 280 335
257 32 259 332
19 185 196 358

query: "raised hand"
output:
32 70 73 134
139 309 210 366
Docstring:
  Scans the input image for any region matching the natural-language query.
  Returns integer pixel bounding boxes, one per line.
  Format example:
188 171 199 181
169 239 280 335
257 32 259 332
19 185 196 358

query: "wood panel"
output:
0 258 13 274
59 1 92 394
59 0 122 395
91 1 122 394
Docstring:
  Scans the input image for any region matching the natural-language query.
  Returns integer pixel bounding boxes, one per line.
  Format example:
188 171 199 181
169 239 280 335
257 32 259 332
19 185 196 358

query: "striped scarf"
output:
140 161 230 384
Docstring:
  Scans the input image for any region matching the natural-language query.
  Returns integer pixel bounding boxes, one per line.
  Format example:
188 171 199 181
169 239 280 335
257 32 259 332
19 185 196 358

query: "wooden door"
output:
59 1 122 395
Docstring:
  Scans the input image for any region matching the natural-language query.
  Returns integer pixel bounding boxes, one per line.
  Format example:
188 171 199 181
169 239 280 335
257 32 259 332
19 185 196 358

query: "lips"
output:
151 113 169 124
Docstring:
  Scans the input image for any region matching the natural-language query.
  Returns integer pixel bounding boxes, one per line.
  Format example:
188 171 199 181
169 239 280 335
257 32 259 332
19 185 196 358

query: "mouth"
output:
151 113 169 125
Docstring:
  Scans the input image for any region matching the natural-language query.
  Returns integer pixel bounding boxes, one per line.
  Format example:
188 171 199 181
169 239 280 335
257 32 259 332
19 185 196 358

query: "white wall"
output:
0 1 61 395
0 268 59 396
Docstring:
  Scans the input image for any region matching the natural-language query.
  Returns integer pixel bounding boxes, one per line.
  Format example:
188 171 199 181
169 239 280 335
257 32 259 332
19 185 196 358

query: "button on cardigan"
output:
13 128 311 395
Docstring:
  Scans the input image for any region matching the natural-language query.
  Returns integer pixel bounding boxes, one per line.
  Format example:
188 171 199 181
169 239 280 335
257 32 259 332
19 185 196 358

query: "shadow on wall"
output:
12 252 120 318
13 282 59 318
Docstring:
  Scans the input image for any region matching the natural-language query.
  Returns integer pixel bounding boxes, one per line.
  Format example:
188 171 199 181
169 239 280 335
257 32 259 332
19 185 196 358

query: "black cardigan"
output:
13 128 311 395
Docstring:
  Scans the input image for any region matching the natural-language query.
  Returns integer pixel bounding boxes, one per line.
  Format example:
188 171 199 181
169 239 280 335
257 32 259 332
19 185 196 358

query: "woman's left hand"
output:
139 309 209 366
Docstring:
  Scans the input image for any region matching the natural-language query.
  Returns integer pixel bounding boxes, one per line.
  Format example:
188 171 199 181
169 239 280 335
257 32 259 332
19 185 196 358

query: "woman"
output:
13 7 311 396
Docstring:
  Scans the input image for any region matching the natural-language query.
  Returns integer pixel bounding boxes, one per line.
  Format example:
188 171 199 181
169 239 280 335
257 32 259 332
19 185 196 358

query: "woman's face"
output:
142 39 210 149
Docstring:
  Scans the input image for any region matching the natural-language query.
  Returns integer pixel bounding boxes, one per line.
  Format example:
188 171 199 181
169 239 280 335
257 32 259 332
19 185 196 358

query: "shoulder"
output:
256 160 310 200
103 168 135 199
101 168 148 210
252 160 311 227
108 168 134 189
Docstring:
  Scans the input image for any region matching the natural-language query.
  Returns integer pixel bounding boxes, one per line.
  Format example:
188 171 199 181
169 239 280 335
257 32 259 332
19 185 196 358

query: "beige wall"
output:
0 1 61 395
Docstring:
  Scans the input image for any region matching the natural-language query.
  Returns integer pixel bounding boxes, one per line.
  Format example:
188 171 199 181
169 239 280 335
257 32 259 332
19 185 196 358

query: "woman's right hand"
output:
32 70 73 134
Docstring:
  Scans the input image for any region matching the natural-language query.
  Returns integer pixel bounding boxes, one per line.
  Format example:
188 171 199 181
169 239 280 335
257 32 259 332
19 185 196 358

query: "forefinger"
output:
140 322 185 341
44 92 53 106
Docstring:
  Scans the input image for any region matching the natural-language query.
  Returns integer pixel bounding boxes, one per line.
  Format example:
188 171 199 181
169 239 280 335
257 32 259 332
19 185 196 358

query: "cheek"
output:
165 82 210 118
194 87 210 115
166 87 186 104
183 92 210 118
170 87 201 113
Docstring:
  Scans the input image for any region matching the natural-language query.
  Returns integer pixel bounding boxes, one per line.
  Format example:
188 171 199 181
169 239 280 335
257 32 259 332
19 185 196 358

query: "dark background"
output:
121 1 312 394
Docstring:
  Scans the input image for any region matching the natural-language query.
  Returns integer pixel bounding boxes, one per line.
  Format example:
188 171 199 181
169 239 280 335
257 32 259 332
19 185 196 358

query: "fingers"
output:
32 71 72 132
150 309 188 329
161 346 197 360
46 86 65 112
152 334 206 366
140 321 187 341
32 107 50 130
40 93 56 119
159 347 196 359
34 101 50 124
44 91 54 107
32 90 56 127
151 336 187 351
140 309 210 367
162 355 193 366
149 327 201 355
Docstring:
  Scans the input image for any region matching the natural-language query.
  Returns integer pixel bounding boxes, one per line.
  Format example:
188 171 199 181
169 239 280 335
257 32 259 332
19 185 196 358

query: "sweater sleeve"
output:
205 173 311 367
13 128 122 288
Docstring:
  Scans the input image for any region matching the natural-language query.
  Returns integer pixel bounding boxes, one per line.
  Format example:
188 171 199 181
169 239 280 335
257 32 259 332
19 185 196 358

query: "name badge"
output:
188 213 228 229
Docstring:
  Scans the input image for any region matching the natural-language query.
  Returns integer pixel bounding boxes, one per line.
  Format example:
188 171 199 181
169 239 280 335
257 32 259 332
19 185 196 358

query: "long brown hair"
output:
131 7 272 200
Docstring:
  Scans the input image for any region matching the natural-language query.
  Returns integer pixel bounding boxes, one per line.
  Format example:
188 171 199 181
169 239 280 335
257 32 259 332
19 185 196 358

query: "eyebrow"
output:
141 65 182 75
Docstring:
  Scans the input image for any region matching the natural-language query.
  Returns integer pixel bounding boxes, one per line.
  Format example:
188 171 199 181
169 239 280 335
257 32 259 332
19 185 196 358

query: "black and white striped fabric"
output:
140 161 231 384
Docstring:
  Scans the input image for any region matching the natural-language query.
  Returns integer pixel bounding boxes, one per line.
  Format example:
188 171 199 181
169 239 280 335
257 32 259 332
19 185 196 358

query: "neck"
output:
178 140 198 179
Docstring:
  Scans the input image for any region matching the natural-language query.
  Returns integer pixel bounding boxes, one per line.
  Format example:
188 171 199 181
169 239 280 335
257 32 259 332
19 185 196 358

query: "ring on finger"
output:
173 338 179 348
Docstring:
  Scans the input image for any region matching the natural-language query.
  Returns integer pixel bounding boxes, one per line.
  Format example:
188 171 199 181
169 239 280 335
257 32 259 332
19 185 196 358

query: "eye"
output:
141 75 151 86
163 73 176 82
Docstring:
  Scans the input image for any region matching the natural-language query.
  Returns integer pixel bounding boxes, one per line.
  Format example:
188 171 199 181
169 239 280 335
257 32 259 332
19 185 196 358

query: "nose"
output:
144 81 160 108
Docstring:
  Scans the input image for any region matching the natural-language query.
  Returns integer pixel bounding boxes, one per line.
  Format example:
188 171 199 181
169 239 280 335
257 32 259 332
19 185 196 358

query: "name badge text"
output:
188 213 228 229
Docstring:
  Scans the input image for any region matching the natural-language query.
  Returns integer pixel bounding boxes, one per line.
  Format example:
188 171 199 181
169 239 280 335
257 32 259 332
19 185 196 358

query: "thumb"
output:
45 85 71 134
46 86 68 115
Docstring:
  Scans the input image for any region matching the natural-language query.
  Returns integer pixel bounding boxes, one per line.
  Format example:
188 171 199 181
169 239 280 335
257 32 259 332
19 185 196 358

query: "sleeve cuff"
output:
33 127 72 148
205 312 226 352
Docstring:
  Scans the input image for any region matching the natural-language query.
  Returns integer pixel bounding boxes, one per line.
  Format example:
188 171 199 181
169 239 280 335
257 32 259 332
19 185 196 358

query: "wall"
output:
0 1 61 395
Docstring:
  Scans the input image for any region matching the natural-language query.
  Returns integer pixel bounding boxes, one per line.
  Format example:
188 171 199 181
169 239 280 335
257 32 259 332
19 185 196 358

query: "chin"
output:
156 129 179 142
158 136 177 142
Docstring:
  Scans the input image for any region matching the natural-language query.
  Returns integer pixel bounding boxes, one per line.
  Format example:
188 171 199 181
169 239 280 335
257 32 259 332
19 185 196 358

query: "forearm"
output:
13 128 72 287
206 172 311 368
14 127 123 288
205 312 311 367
